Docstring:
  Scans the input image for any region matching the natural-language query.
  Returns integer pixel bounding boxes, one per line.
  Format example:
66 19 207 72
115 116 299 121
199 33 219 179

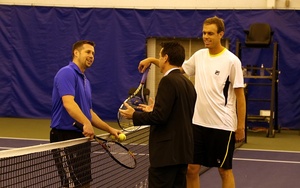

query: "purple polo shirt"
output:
50 62 92 131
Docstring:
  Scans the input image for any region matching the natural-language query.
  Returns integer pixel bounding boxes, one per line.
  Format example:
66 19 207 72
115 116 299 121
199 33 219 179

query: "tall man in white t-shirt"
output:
138 16 246 188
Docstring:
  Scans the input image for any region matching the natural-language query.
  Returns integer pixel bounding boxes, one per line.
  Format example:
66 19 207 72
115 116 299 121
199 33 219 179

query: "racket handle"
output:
73 122 83 130
141 67 150 83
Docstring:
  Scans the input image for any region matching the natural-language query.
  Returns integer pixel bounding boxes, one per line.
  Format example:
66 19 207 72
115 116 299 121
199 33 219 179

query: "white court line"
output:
134 153 149 156
234 157 300 164
236 147 300 154
0 147 15 150
94 151 149 156
0 137 49 141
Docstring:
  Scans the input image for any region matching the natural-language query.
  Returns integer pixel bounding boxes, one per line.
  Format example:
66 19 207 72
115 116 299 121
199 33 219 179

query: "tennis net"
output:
0 126 150 188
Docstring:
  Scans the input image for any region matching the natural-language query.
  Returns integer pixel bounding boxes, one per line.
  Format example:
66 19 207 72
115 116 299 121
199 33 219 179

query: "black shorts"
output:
50 128 92 187
192 125 235 169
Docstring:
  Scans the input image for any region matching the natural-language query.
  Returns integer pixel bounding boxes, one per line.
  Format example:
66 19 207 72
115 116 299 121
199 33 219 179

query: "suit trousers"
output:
148 164 188 188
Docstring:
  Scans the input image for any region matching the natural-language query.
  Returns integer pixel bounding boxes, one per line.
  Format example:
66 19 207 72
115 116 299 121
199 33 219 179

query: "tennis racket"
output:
117 66 150 132
73 122 137 169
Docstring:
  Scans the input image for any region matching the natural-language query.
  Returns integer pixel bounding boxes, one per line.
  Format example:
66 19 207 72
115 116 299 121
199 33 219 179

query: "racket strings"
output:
105 142 136 168
117 66 150 132
118 96 142 132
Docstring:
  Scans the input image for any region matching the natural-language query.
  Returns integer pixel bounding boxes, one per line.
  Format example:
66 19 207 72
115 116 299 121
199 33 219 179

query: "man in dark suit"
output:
119 41 196 188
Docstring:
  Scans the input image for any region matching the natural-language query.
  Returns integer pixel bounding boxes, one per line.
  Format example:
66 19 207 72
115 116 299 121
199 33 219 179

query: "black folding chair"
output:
244 23 274 47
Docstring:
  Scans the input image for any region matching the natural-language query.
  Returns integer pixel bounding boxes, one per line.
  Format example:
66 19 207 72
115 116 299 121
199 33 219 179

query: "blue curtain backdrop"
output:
0 5 299 129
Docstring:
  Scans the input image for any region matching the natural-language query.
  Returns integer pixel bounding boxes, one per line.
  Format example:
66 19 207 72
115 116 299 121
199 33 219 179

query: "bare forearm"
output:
148 57 159 67
236 95 246 130
237 105 246 130
90 110 114 133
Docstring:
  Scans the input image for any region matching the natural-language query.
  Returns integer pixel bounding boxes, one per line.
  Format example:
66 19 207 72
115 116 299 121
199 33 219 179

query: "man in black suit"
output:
119 41 196 188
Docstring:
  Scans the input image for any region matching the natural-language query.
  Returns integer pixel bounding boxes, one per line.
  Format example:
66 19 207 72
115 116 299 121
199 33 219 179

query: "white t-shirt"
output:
182 48 244 131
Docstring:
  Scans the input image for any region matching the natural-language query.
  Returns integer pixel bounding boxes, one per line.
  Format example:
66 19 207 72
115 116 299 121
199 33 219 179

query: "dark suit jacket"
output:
133 69 196 168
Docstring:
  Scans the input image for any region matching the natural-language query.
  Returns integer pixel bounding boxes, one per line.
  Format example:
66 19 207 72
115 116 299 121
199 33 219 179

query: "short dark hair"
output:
160 41 185 67
72 40 96 58
203 16 225 33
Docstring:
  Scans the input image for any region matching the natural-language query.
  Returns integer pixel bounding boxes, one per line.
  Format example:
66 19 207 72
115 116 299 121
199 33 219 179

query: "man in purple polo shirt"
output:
50 40 121 187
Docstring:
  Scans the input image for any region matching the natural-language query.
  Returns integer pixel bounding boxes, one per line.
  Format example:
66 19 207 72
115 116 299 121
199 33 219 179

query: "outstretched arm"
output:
139 57 185 73
90 110 122 138
138 57 159 73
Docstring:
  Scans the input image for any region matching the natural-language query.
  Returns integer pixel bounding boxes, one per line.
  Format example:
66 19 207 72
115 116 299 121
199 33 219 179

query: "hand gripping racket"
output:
73 123 136 169
117 66 150 132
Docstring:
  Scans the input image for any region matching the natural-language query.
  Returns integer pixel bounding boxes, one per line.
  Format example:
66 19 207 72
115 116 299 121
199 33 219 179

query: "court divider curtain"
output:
0 5 299 129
